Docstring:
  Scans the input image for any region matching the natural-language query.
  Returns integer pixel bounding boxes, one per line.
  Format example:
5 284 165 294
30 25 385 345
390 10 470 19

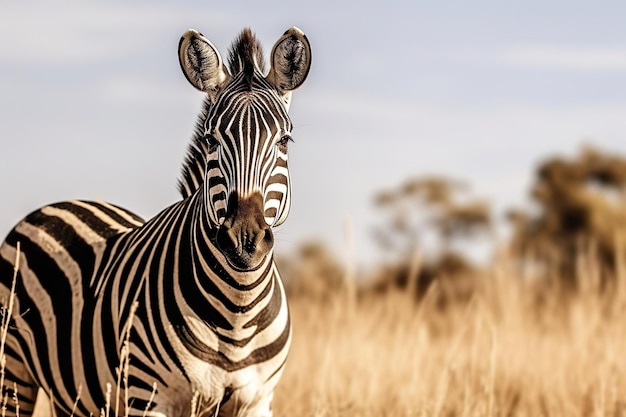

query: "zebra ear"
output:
265 27 312 110
179 29 231 100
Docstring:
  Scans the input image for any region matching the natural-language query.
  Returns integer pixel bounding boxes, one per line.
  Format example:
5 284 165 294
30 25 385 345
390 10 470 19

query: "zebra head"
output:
178 27 311 270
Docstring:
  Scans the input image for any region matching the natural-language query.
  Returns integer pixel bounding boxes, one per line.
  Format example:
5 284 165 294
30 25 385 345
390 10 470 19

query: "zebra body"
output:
0 27 311 417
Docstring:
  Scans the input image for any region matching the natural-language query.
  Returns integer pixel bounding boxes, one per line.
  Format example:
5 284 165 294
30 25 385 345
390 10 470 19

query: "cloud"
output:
501 46 626 71
0 2 231 66
297 87 626 149
95 75 198 107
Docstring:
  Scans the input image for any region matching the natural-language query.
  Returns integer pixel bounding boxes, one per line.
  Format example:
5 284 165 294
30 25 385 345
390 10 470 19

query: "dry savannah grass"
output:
274 251 626 417
12 247 626 416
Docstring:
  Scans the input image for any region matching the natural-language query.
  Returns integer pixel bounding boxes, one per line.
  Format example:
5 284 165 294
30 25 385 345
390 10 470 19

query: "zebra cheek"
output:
213 206 226 227
205 196 225 228
263 201 279 227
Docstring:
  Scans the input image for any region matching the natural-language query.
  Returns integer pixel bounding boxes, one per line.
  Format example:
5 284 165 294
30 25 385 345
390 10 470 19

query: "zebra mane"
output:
177 98 210 199
227 28 266 83
177 29 267 199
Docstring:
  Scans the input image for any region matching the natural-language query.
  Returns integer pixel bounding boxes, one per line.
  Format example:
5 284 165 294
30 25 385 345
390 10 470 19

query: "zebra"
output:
0 26 311 417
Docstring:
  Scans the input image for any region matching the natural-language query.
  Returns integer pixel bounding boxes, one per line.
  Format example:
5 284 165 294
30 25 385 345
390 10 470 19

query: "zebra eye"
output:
205 134 219 150
277 135 292 150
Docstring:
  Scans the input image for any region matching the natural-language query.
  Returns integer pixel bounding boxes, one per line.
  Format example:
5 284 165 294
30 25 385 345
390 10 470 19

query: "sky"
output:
1 1 625 266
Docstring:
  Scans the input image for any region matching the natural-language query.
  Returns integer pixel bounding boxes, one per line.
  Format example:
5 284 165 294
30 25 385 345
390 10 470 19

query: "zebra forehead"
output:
208 88 292 134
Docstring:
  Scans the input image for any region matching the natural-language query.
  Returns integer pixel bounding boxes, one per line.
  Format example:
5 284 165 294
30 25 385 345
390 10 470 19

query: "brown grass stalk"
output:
274 250 626 417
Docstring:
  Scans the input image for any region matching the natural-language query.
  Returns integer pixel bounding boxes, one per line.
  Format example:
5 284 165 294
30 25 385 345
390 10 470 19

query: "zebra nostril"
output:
216 226 237 253
244 238 256 254
244 227 273 255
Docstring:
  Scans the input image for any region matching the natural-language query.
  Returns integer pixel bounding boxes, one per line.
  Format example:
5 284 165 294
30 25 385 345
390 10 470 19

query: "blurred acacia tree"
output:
508 146 626 288
371 176 492 298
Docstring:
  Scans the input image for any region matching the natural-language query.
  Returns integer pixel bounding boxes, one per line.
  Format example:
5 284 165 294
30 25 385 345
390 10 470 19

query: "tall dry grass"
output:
274 252 626 417
16 247 626 417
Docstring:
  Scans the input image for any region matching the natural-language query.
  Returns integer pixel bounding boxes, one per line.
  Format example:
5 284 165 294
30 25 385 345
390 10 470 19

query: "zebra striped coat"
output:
0 27 311 417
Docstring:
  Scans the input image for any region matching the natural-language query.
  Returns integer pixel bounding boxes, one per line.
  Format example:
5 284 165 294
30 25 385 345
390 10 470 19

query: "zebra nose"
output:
217 223 274 270
216 193 274 270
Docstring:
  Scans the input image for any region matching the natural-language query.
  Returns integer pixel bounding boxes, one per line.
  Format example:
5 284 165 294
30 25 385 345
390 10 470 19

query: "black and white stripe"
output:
0 27 310 417
202 72 293 227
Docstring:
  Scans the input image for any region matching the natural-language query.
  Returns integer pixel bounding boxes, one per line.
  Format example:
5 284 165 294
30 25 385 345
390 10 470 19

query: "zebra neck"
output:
161 193 285 363
183 191 278 320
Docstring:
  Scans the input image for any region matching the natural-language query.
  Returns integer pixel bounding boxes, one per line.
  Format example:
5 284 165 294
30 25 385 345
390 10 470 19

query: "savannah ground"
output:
274 253 626 417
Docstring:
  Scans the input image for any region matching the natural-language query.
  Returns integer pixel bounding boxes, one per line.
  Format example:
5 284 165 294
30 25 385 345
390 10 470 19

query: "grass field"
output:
274 255 626 417
21 251 626 416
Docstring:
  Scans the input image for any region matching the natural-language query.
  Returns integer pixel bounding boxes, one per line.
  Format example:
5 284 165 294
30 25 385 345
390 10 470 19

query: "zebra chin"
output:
220 248 271 272
215 192 275 271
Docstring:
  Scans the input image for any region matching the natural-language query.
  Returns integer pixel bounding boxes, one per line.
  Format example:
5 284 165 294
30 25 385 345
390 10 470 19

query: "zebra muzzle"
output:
215 192 274 270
